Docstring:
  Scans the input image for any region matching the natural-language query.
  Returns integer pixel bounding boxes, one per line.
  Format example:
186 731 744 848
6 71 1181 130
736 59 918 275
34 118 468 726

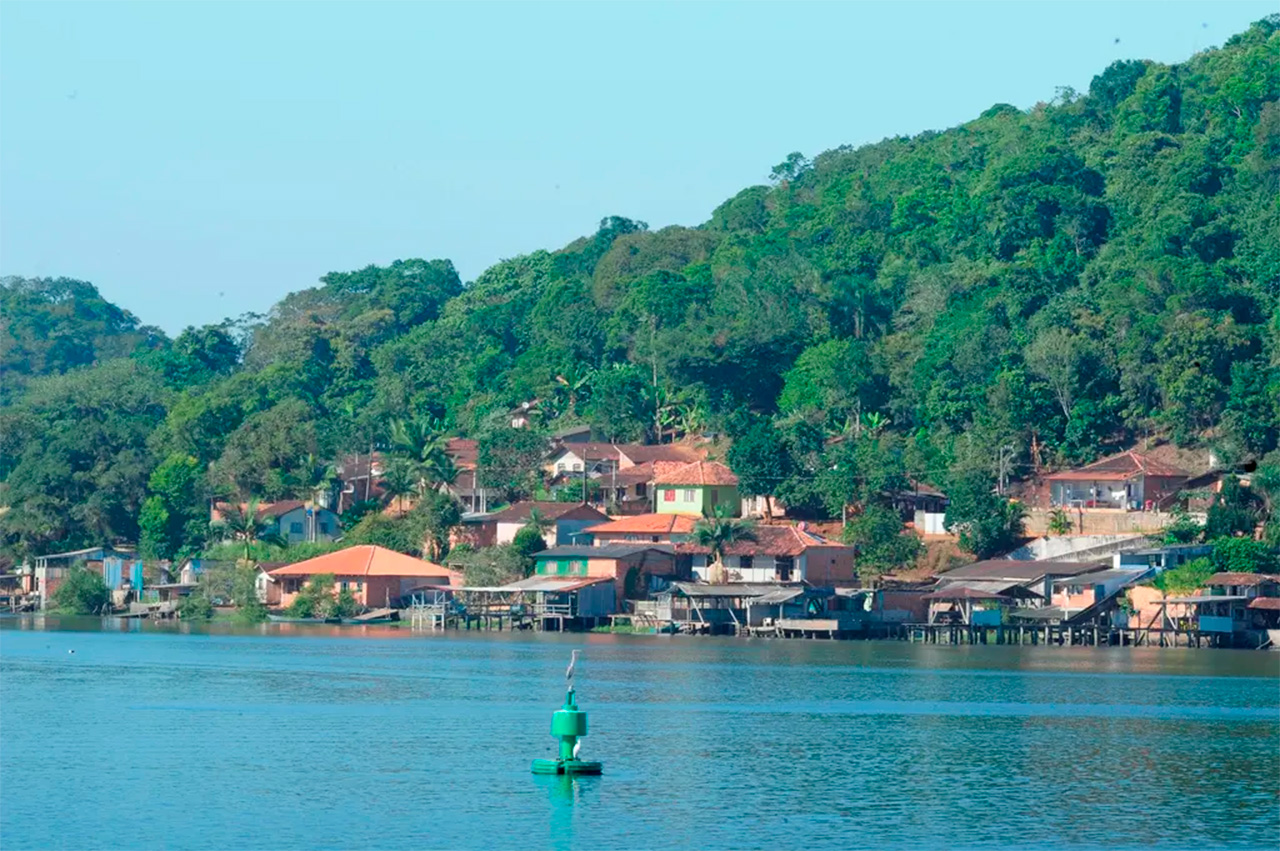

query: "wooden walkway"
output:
904 622 1231 647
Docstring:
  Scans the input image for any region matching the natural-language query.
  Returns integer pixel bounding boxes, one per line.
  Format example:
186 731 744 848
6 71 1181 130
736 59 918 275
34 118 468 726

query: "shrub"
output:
1210 536 1279 574
51 567 111 615
178 593 214 620
1153 557 1215 595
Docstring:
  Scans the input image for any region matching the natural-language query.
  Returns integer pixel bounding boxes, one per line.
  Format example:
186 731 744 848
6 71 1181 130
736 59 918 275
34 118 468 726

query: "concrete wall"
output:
1024 508 1181 536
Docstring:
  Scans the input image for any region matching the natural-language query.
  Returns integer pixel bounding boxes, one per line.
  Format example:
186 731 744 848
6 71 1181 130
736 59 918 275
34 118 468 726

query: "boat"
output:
267 614 341 624
341 608 400 625
340 616 398 625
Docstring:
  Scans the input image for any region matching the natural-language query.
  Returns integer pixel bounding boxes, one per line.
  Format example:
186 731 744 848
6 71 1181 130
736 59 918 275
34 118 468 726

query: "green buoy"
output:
532 652 603 775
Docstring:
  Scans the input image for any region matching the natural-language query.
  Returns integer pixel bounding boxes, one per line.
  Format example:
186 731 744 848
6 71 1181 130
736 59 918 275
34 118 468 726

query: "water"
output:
2 617 1278 851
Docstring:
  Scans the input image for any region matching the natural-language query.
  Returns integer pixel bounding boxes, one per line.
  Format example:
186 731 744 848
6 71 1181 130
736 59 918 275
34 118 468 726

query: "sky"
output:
1 1 1274 335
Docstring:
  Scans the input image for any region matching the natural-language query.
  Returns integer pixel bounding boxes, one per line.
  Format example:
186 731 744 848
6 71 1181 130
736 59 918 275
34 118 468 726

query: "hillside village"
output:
9 420 1278 649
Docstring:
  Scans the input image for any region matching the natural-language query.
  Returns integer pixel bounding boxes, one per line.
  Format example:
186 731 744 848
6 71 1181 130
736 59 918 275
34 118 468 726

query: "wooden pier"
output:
903 622 1233 648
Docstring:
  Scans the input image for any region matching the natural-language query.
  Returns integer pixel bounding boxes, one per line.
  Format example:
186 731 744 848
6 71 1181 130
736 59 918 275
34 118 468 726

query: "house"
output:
212 501 341 545
647 582 837 634
889 482 950 536
1161 574 1280 642
269 545 461 609
1049 567 1153 616
933 559 1111 602
676 523 856 585
1112 543 1212 572
442 438 500 514
584 513 697 545
602 463 656 514
487 501 610 547
1045 450 1190 511
22 546 137 607
654 461 740 516
924 583 1045 625
335 452 384 512
544 442 704 477
531 543 683 608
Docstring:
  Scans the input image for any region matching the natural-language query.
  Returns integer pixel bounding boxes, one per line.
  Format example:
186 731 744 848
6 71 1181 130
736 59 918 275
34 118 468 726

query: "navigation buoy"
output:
532 653 602 775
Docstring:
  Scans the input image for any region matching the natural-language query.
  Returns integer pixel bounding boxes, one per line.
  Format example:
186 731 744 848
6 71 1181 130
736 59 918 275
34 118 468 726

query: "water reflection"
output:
1 617 1276 850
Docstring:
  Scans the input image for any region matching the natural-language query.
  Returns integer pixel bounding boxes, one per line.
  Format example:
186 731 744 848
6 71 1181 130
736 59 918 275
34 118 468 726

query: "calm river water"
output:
1 616 1277 851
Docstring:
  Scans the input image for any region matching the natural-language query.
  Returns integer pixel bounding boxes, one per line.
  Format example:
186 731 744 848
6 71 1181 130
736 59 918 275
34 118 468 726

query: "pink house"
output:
269 545 461 609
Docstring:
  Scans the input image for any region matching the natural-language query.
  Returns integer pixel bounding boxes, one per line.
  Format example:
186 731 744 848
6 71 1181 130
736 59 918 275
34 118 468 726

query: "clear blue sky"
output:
1 1 1273 334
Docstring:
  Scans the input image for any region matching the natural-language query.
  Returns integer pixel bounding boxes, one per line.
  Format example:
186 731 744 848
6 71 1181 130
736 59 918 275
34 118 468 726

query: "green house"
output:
653 461 740 517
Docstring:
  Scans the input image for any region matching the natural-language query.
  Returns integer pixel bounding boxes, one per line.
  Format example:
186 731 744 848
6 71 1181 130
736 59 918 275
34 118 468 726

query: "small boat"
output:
340 616 398 625
342 608 400 625
267 614 341 624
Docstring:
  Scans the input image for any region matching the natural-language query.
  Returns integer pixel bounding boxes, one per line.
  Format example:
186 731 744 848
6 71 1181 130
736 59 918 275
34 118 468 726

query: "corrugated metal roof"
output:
1164 594 1250 604
1050 568 1149 585
940 560 1106 581
1246 597 1280 610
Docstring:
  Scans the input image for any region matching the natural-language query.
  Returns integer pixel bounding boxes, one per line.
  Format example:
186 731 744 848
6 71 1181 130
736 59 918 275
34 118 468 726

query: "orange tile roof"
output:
585 514 698 535
653 460 739 487
268 545 459 580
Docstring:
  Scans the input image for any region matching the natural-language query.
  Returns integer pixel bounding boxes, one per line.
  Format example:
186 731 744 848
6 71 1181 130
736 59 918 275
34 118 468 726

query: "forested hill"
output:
2 17 1278 557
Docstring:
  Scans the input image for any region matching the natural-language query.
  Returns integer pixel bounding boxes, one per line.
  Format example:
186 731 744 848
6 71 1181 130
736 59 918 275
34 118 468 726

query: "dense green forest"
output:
2 18 1278 561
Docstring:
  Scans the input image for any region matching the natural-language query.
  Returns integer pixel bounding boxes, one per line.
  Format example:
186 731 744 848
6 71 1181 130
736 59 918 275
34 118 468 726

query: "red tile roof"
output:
585 514 698 535
1045 450 1190 481
619 444 706 465
676 523 847 557
268 545 459 580
653 460 739 487
446 438 479 470
1246 597 1280 610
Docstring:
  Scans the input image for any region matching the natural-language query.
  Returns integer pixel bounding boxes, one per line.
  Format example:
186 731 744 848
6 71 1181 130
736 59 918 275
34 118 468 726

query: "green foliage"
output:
287 573 337 618
945 472 1027 558
51 566 111 615
178 592 215 621
139 454 208 559
1209 536 1279 574
511 524 548 575
331 587 360 619
842 503 922 576
1152 557 1215 594
449 545 527 587
477 426 547 499
1047 509 1075 536
1205 476 1261 539
1161 510 1204 544
344 513 418 555
692 506 757 582
213 500 285 561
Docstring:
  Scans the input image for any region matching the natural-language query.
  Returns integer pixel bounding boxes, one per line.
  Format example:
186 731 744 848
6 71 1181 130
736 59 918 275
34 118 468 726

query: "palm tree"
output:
214 499 286 562
692 506 757 584
296 453 338 505
390 416 447 466
420 451 459 492
554 366 593 417
379 458 418 515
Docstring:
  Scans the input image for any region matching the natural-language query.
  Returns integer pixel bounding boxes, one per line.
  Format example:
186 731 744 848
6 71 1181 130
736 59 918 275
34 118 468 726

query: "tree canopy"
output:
2 18 1279 560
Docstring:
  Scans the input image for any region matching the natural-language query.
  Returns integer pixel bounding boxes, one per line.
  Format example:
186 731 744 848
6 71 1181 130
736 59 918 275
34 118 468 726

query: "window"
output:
663 489 675 502
573 463 582 472
683 489 696 502
356 581 363 591
708 489 718 506
571 560 587 575
290 522 303 534
341 581 349 590
740 556 753 570
556 463 566 473
775 557 794 581
319 521 330 534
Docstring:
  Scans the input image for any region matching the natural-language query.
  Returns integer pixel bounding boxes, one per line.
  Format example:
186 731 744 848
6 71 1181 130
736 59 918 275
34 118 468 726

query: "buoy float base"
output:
531 758 603 775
